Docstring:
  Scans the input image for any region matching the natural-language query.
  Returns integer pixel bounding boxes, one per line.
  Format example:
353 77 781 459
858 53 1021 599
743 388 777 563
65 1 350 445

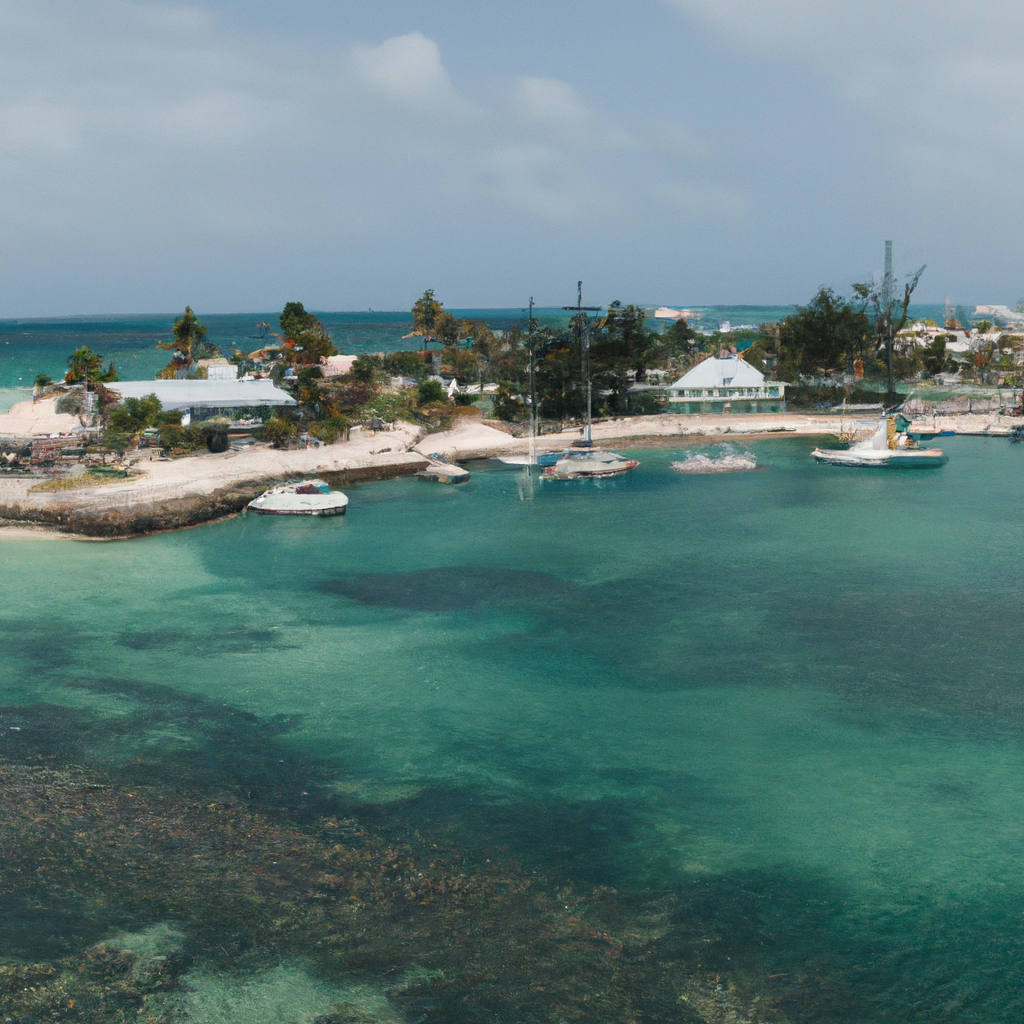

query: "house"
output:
195 357 236 381
667 356 786 414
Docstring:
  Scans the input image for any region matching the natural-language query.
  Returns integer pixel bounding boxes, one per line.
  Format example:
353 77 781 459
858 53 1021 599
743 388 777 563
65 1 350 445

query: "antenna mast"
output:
563 281 601 445
882 240 894 399
528 296 536 467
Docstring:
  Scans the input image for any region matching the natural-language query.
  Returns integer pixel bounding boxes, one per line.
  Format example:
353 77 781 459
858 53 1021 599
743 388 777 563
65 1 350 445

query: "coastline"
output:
0 409 1005 539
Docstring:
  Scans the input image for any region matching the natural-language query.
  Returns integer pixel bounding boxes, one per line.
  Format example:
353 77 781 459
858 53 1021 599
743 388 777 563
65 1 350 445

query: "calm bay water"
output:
2 434 1024 1021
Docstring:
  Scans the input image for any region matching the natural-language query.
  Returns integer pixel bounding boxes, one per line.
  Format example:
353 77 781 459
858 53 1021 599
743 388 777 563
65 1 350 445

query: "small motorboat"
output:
417 454 470 484
543 450 639 478
812 419 948 468
248 479 349 515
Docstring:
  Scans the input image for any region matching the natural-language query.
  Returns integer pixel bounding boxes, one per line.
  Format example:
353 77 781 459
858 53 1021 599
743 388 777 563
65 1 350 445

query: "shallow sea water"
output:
3 434 1024 1022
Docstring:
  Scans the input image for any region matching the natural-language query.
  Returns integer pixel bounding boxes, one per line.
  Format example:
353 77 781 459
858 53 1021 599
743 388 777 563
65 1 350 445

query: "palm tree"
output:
157 306 207 377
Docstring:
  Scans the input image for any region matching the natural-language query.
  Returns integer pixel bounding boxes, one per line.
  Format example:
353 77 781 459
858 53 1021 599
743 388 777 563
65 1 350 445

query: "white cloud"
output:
0 1 739 313
666 0 1024 153
351 32 468 112
512 77 592 124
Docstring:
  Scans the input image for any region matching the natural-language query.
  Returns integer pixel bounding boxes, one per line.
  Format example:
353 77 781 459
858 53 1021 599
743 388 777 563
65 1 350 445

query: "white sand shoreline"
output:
0 408 1008 538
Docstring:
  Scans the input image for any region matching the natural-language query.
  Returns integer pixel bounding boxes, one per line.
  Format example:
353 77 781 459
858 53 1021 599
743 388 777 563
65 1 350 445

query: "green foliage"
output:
260 417 295 448
101 429 132 456
776 288 872 378
33 373 53 389
65 346 118 384
279 302 336 365
411 289 443 338
974 320 994 335
157 306 207 376
492 381 526 421
383 350 425 377
453 392 480 406
107 393 162 434
350 354 379 383
662 318 698 357
360 390 415 423
417 378 446 406
158 423 208 452
312 415 350 444
923 336 951 377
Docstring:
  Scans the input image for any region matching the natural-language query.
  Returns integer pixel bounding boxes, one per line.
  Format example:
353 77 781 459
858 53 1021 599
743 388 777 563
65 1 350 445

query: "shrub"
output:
260 417 295 448
417 379 446 406
453 392 480 406
312 416 350 444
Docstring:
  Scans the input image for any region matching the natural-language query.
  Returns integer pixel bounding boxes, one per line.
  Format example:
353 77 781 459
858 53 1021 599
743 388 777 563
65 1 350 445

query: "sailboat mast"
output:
562 281 601 446
528 296 536 466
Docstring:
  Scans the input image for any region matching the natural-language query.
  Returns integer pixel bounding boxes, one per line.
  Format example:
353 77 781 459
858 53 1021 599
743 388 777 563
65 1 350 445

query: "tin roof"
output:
110 379 296 410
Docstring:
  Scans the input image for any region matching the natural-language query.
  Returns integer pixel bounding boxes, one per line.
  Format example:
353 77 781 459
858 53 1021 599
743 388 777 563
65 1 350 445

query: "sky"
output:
0 0 1021 316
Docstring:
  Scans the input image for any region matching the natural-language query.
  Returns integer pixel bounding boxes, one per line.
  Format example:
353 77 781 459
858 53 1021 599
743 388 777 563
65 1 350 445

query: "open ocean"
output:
3 430 1024 1021
0 304 955 393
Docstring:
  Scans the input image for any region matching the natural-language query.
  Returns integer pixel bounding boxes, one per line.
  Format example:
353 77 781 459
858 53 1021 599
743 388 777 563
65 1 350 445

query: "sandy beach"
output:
0 407 1011 538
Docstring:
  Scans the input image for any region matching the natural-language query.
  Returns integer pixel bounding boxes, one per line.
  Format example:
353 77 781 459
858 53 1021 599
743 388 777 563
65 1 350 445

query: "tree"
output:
852 254 925 396
411 289 443 341
157 307 208 377
776 288 871 379
662 318 698 358
278 302 337 365
922 336 950 377
65 346 118 385
416 378 446 406
107 393 163 434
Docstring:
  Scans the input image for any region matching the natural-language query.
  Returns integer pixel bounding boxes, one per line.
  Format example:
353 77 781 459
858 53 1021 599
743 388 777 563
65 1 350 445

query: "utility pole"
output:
882 240 894 402
528 296 536 466
563 281 601 445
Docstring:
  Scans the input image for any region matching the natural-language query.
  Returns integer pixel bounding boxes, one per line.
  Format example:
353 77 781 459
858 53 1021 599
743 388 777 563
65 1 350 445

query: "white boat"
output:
811 420 948 468
417 454 470 484
543 450 639 478
248 479 349 515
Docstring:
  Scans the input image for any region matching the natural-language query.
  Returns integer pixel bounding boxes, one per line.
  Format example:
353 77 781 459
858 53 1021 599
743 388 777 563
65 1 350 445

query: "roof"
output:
670 357 765 389
110 379 296 410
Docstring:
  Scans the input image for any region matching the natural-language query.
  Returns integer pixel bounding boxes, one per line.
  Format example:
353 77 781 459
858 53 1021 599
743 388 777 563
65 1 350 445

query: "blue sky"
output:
0 0 1020 315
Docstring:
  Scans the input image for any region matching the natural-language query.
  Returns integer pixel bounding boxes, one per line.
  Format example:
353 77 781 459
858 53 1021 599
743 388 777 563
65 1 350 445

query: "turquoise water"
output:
1 304 961 390
3 435 1024 1021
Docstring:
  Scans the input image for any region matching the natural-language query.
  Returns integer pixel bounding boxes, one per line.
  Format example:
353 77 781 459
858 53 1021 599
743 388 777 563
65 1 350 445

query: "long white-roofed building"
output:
667 356 786 414
110 379 296 418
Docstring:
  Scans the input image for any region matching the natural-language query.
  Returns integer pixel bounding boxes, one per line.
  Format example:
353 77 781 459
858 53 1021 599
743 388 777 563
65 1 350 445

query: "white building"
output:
667 356 786 414
111 379 296 417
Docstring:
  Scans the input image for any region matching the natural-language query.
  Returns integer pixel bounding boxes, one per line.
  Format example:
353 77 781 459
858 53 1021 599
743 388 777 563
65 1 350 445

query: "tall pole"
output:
563 282 601 446
528 296 536 466
882 240 894 402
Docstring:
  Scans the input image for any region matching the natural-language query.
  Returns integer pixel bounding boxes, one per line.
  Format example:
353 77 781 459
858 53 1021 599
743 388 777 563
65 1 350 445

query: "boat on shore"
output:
812 420 948 468
543 450 639 478
247 479 349 515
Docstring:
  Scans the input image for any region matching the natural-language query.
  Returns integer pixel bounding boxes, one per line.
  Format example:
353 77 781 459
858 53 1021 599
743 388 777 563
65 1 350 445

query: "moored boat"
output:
248 479 349 515
543 450 639 478
812 419 948 468
417 454 470 484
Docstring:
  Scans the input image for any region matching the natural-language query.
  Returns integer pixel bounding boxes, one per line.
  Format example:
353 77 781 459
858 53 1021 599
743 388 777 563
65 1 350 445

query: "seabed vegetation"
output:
0 683 798 1024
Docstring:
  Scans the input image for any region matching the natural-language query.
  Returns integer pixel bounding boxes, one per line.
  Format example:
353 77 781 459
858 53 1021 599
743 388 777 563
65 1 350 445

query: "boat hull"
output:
811 447 947 468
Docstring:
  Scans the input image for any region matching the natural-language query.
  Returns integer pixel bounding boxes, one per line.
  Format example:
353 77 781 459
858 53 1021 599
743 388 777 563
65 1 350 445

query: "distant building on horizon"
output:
667 356 785 414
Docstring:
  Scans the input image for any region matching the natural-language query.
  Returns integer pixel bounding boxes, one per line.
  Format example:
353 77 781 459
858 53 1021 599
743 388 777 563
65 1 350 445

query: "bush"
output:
55 392 84 416
312 416 350 444
453 392 480 406
34 374 53 389
492 382 526 422
158 424 208 452
383 350 426 377
417 379 447 406
260 417 295 448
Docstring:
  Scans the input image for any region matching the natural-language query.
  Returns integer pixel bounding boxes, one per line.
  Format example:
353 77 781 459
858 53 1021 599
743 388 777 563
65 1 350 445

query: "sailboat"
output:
497 287 638 479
